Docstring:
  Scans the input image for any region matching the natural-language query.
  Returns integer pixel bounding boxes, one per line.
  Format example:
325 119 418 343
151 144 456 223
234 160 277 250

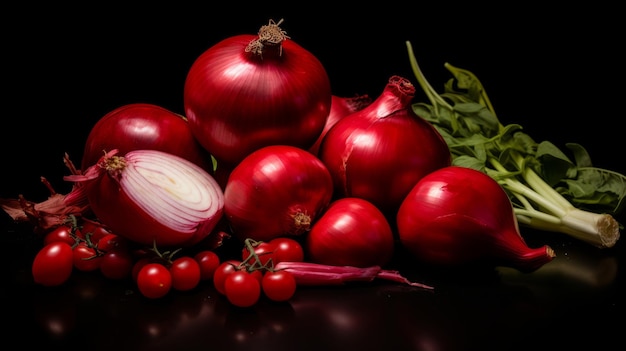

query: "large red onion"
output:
224 145 334 242
65 149 224 247
184 19 332 165
396 165 555 272
81 103 212 171
318 75 451 216
305 197 394 268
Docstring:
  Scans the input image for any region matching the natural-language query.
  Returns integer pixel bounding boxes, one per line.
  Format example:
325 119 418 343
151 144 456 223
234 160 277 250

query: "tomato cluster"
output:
214 238 303 307
31 216 304 306
132 249 220 299
33 220 134 286
31 217 219 297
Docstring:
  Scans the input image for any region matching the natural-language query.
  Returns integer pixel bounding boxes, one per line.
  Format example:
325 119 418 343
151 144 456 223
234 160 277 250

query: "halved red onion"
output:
65 149 224 247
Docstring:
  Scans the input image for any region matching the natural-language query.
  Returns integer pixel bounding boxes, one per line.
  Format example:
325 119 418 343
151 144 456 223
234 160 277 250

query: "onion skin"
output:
396 166 555 273
319 75 451 216
81 103 212 172
305 197 395 268
274 261 433 289
184 19 332 165
308 94 372 156
68 149 224 247
224 145 334 243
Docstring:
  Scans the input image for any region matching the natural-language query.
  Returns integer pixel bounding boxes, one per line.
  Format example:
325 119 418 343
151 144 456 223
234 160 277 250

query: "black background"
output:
2 4 624 200
2 3 625 351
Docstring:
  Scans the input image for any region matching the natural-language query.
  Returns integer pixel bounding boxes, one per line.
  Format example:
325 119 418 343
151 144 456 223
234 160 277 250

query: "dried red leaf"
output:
1 153 90 234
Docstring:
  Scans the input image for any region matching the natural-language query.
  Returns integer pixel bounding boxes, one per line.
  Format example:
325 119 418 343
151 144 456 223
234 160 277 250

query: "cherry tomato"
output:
43 225 77 246
224 270 261 308
97 233 126 252
194 250 221 280
269 237 304 263
100 248 134 280
78 219 112 242
249 269 264 285
170 256 201 291
72 242 102 272
262 270 297 302
242 241 275 267
137 263 172 299
32 242 74 287
132 257 152 282
213 260 242 295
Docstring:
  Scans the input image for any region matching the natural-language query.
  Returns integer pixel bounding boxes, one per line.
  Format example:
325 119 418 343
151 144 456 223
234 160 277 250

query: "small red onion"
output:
65 149 224 247
305 197 394 268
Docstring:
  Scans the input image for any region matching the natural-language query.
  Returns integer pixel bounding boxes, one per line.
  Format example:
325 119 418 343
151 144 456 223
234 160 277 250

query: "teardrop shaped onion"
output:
396 166 555 272
73 149 224 247
319 75 450 216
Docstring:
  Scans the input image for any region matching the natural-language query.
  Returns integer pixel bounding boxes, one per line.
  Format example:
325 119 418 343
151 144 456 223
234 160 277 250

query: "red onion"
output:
65 149 224 247
318 75 451 215
305 197 394 267
224 145 334 243
184 19 332 165
81 103 212 171
308 94 372 156
396 166 556 272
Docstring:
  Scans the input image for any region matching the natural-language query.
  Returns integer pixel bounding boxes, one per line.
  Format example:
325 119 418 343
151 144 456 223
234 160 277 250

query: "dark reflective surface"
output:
2 221 623 350
2 5 624 351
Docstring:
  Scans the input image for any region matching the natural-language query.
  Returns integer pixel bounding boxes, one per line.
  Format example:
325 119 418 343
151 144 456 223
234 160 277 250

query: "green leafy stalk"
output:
406 41 624 248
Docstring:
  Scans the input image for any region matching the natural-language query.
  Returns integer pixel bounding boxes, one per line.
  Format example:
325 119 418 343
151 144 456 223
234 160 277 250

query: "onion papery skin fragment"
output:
318 75 451 216
224 145 334 242
397 166 555 273
71 149 224 247
305 197 395 268
184 19 332 165
81 103 212 172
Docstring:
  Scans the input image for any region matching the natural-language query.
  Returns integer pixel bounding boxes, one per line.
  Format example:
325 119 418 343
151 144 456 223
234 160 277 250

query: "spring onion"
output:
406 41 624 248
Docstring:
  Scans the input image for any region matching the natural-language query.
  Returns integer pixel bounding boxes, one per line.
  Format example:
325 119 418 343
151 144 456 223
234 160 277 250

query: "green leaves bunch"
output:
406 41 625 248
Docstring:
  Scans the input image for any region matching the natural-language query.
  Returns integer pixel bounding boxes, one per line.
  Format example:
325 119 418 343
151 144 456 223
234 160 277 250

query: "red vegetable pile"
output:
5 18 621 305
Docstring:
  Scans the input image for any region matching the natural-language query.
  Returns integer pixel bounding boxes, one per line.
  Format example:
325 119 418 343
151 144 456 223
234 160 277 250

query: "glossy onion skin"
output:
396 166 555 272
305 197 394 268
224 145 334 243
308 94 372 156
319 76 450 216
81 103 212 171
184 33 332 165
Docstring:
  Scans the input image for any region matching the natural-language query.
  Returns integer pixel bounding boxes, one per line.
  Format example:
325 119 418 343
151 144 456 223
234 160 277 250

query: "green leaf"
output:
565 143 593 168
560 167 626 214
452 155 486 171
535 141 576 186
454 102 500 137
